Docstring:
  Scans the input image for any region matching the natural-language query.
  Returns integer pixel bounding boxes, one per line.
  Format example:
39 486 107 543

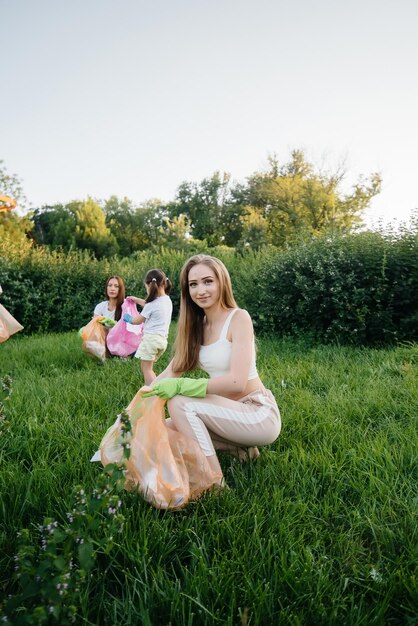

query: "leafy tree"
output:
157 215 190 249
154 214 207 251
104 196 138 256
238 206 270 251
31 204 77 249
136 200 170 250
166 153 380 251
0 160 30 243
239 150 382 247
31 199 118 257
71 197 118 258
169 172 232 246
0 159 27 209
104 196 168 254
0 212 32 244
216 198 247 248
23 151 383 255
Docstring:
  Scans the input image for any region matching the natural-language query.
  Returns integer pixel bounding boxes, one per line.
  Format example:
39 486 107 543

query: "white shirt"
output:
93 301 116 319
199 309 258 380
141 295 173 336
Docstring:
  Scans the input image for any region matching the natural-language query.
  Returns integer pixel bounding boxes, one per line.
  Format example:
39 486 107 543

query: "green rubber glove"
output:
98 317 116 327
142 378 208 400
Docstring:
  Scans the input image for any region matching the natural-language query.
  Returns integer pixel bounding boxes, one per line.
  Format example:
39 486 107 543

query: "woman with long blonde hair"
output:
143 254 281 482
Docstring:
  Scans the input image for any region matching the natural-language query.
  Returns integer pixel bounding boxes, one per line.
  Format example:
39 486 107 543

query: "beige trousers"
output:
167 388 281 457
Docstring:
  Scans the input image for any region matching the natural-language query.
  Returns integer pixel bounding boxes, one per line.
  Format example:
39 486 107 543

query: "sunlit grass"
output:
0 330 417 624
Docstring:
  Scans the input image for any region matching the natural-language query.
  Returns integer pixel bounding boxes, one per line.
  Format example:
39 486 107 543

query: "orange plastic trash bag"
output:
80 317 107 362
98 390 223 510
0 303 24 343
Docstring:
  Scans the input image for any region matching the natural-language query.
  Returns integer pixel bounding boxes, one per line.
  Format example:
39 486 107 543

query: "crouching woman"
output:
143 254 281 480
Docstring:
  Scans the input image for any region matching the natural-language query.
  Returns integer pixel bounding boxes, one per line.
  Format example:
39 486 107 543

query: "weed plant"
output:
0 330 417 624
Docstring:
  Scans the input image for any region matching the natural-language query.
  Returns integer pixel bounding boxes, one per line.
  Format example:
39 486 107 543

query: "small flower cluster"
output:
0 375 13 400
119 409 133 460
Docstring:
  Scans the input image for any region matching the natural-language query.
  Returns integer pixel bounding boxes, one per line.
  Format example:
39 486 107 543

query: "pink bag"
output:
106 299 144 357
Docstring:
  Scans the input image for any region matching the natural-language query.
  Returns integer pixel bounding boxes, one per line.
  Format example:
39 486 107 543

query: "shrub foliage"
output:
255 228 418 344
1 224 417 345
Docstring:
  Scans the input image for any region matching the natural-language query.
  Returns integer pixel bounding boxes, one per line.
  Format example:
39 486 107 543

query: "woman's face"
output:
188 263 220 310
107 278 120 299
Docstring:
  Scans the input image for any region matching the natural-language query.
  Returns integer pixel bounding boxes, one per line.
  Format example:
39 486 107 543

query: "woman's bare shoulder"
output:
231 308 253 331
233 308 252 321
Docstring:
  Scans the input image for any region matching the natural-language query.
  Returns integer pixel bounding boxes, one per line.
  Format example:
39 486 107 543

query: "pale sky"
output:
2 0 417 229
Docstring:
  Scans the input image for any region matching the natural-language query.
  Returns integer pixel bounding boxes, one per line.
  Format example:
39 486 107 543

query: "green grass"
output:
0 330 417 625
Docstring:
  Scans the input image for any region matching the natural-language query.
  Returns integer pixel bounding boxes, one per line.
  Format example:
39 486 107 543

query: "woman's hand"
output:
98 317 116 327
142 378 208 400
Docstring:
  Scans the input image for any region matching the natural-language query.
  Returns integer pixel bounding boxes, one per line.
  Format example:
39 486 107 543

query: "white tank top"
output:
198 309 258 380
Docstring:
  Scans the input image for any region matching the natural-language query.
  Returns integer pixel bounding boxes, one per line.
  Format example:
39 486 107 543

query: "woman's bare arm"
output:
206 309 253 396
127 295 146 307
153 358 182 383
149 310 254 393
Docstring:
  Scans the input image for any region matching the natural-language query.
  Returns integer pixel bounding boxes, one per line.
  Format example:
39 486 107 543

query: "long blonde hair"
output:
172 255 237 373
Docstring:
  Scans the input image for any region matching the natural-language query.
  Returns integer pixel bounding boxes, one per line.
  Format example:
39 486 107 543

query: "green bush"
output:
0 238 262 334
0 238 110 333
256 229 418 345
1 228 417 345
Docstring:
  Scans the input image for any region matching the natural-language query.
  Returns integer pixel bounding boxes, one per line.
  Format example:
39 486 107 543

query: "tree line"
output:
0 151 382 257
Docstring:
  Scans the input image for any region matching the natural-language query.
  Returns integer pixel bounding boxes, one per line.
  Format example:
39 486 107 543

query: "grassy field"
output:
0 329 417 625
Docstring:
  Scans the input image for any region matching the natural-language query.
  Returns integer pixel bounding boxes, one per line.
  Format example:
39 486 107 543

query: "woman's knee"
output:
167 395 187 420
265 415 281 444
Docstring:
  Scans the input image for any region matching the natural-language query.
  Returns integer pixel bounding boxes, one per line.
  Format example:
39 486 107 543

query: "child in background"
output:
124 269 173 385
